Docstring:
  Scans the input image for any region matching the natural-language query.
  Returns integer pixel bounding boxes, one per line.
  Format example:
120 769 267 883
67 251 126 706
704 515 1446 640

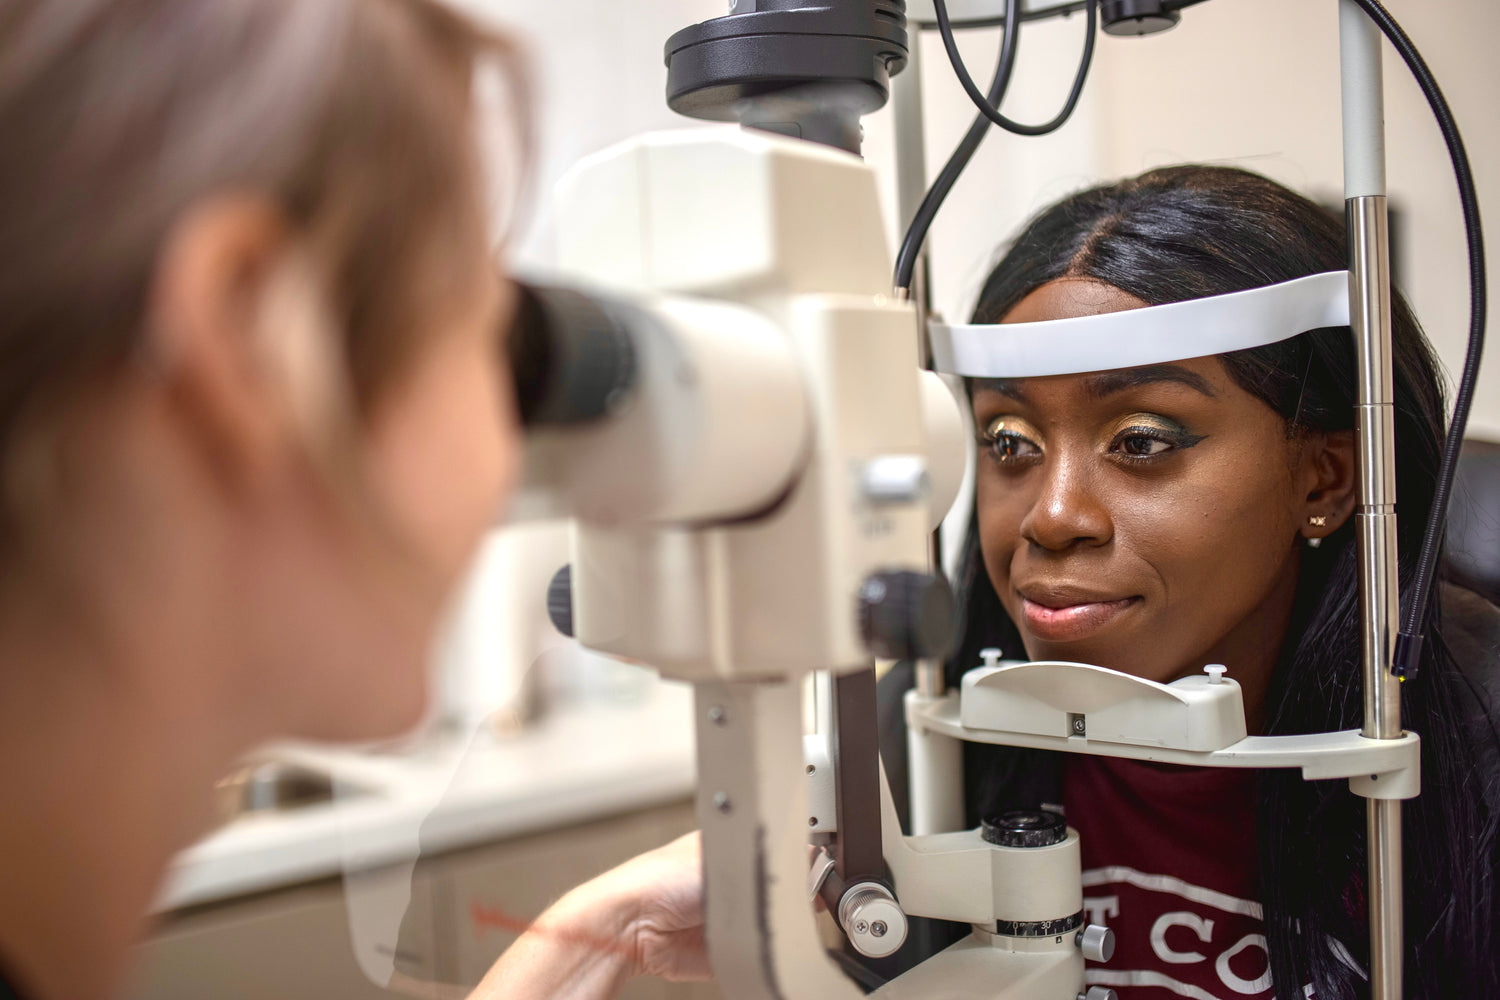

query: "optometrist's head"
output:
0 0 529 743
951 166 1446 730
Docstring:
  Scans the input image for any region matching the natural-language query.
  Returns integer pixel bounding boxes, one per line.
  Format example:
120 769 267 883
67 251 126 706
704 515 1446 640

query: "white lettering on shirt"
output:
1217 933 1273 994
1083 895 1120 926
1150 911 1215 964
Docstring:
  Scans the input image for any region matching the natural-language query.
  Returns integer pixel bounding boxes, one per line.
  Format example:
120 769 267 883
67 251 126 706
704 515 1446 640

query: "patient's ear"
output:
1296 428 1357 544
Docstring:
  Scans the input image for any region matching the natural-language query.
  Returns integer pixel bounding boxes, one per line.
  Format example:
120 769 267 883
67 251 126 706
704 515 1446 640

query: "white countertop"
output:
156 681 699 913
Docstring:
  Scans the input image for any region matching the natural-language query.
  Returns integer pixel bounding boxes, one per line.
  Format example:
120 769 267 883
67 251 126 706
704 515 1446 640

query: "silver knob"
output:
859 455 930 505
1076 923 1116 962
1077 988 1118 1000
837 882 907 959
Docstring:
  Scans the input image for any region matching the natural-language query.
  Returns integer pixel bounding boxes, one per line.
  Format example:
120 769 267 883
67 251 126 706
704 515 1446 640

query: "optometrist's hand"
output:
470 831 709 1000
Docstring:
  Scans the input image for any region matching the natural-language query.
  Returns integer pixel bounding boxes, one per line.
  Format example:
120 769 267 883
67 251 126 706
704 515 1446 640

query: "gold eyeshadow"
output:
982 415 1041 441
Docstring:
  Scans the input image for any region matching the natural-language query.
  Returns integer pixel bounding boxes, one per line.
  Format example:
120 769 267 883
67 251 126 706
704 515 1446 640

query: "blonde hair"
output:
0 0 524 491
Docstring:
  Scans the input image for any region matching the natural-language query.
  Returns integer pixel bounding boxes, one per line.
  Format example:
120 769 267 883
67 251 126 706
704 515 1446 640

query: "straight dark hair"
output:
948 165 1497 998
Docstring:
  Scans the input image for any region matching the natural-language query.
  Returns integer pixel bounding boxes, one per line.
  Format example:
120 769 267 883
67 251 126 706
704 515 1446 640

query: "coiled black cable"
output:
894 0 1023 292
934 0 1099 138
1347 0 1487 680
888 0 1104 290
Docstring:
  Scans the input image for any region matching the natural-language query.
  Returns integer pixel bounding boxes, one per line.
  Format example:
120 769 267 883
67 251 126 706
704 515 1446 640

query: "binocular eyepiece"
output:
508 282 640 429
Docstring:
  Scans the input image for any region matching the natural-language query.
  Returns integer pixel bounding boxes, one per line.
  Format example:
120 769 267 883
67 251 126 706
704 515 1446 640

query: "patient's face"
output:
972 278 1309 695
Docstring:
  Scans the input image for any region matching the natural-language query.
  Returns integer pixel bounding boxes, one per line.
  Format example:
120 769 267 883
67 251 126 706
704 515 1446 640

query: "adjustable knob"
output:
856 571 956 661
1077 924 1116 963
1077 989 1119 1000
981 810 1067 849
547 565 574 638
837 883 907 960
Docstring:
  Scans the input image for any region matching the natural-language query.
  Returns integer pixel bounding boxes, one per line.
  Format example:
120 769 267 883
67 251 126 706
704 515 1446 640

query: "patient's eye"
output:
1108 416 1205 463
981 417 1042 467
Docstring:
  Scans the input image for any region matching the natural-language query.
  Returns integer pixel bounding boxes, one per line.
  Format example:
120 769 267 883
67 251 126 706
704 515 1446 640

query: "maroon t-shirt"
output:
1063 756 1286 1000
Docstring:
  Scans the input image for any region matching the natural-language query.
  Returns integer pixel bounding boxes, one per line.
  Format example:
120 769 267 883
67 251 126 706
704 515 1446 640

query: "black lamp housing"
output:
665 1 910 155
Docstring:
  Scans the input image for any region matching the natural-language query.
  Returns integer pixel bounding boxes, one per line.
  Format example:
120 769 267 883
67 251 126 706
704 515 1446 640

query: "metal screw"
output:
712 792 732 814
1072 716 1086 734
871 921 887 938
708 706 727 726
853 920 869 935
805 764 816 774
808 816 818 827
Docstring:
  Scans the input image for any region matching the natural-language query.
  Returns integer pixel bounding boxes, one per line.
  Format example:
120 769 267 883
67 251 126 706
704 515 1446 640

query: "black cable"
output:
934 0 1098 137
1346 0 1487 681
912 1 1087 31
895 0 1099 290
913 0 1204 31
894 0 1023 291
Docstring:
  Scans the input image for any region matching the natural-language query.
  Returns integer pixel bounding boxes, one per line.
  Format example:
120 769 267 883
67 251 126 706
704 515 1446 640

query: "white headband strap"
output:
929 271 1351 378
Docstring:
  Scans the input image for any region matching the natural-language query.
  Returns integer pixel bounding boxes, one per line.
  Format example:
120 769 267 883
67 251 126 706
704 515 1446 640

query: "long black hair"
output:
948 165 1497 999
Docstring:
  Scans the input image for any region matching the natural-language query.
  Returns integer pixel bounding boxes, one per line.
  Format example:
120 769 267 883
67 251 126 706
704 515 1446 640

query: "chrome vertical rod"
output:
1348 197 1401 742
1340 3 1404 997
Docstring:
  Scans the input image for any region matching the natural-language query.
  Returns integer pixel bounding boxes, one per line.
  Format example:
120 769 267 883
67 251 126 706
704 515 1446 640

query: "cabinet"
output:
124 800 719 1000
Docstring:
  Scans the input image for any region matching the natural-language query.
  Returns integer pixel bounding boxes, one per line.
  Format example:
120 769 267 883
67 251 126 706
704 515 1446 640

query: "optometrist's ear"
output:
1296 428 1358 539
145 196 351 494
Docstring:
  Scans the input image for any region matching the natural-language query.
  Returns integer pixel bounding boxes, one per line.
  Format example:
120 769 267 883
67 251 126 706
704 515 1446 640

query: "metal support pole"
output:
831 667 887 879
892 33 930 251
1340 3 1403 996
905 688 966 833
892 30 950 702
694 679 866 1000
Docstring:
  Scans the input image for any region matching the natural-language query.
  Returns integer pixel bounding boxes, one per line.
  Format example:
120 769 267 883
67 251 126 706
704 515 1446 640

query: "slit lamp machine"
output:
506 2 1488 999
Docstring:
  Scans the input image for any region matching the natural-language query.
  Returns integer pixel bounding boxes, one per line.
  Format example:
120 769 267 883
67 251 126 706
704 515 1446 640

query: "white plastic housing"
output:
960 660 1249 752
551 127 967 679
920 371 968 530
519 295 809 525
556 127 892 301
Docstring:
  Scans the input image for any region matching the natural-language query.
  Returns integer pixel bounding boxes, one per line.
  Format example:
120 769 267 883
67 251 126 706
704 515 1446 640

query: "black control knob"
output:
982 810 1067 849
547 565 574 638
856 570 956 661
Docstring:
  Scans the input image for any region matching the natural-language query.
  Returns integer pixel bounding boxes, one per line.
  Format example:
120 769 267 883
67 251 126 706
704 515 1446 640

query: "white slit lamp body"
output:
513 0 1433 994
518 112 1425 998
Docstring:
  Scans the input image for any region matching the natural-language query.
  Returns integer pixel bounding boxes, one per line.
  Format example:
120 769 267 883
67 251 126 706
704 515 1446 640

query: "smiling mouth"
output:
1018 594 1141 642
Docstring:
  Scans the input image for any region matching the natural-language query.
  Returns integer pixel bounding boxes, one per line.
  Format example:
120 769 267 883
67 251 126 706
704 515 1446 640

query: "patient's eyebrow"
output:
1082 364 1217 400
972 378 1030 404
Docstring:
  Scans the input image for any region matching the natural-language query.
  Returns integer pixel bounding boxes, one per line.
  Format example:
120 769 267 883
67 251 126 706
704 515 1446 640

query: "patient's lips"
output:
1016 583 1140 643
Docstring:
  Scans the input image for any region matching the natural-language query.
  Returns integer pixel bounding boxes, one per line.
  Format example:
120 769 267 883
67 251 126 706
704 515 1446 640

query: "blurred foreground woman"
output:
0 2 704 998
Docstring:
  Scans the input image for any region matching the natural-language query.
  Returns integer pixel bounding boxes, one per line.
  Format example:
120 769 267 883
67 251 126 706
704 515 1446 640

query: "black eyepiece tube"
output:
508 283 639 428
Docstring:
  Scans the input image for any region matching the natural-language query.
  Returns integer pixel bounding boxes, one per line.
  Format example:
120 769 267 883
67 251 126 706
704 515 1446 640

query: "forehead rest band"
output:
929 271 1352 378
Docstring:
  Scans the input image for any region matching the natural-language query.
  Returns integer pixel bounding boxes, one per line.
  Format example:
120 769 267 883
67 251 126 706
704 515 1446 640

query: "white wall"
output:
454 0 724 272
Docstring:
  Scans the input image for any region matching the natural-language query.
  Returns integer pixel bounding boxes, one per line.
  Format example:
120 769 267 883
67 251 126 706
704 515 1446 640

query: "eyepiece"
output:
509 283 639 428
